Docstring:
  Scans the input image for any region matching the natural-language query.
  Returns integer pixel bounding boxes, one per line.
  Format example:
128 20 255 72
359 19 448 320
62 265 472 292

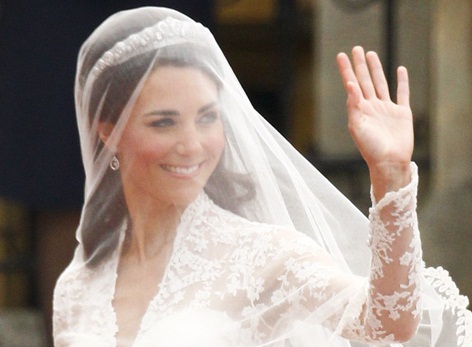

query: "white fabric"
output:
53 173 417 346
53 6 471 346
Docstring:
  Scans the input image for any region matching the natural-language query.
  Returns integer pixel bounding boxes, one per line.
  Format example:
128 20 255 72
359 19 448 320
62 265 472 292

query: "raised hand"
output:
337 46 414 199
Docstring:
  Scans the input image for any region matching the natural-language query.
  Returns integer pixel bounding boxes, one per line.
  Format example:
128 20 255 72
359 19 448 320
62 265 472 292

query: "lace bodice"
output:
53 163 471 346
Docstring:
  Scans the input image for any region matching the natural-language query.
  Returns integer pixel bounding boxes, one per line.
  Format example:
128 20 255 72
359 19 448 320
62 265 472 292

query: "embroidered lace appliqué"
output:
336 163 422 343
423 266 472 346
54 164 433 346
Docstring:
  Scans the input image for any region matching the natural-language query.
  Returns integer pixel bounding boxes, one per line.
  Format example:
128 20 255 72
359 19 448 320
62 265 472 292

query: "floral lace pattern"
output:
423 267 472 346
363 164 423 341
53 165 468 346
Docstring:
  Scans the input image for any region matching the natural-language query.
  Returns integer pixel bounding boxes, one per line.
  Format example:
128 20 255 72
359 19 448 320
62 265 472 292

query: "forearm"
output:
364 162 422 342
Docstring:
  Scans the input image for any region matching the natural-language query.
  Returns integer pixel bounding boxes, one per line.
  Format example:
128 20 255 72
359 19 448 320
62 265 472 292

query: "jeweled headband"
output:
91 17 209 78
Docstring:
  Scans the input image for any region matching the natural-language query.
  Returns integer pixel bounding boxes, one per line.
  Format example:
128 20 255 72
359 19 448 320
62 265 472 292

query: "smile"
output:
161 164 200 175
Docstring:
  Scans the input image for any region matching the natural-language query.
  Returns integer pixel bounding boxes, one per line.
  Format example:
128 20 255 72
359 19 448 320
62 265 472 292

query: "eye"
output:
198 111 219 125
148 118 175 128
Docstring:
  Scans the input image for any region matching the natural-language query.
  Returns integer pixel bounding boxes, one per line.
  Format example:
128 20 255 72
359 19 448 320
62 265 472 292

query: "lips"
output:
161 164 200 175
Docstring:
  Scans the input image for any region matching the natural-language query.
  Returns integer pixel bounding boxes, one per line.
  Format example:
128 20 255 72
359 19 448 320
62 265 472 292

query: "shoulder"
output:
53 258 117 338
203 196 290 239
203 195 329 261
53 254 115 312
53 262 93 316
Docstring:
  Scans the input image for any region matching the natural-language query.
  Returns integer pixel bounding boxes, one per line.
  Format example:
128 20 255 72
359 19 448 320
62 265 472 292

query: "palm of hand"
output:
337 47 414 169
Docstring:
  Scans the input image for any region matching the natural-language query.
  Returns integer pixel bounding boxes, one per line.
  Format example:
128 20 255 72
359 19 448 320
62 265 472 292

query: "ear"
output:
98 121 115 149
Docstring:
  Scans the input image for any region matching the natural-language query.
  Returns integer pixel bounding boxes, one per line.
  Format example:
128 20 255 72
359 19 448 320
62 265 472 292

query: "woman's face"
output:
115 65 225 208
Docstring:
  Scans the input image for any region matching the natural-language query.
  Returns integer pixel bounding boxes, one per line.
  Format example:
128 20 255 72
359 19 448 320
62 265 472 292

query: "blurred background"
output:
0 0 470 345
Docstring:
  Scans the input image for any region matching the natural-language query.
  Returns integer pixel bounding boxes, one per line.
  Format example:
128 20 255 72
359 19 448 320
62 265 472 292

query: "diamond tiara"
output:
91 17 208 77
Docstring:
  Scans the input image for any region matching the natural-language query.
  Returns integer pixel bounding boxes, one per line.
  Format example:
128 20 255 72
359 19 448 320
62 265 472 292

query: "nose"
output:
175 124 202 155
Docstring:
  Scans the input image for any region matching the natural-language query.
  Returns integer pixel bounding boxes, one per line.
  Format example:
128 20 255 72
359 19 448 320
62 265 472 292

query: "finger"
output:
366 51 390 100
396 66 410 107
336 52 358 93
346 81 362 107
337 54 363 109
352 46 376 99
345 82 363 133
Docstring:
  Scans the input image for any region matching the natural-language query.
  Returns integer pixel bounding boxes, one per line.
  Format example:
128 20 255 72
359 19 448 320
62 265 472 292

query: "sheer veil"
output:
56 6 471 346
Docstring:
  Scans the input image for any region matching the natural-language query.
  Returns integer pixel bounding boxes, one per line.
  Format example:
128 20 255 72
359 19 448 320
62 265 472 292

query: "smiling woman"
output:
106 66 224 209
53 6 471 347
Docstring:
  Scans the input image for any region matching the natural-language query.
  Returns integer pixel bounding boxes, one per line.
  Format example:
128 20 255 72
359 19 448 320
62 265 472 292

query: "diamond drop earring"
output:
110 156 120 171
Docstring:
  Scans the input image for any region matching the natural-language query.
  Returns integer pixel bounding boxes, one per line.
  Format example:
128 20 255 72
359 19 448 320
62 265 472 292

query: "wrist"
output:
369 161 412 201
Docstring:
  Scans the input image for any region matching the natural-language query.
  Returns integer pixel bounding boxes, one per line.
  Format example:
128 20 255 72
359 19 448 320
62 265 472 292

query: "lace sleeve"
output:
339 162 422 343
264 163 422 344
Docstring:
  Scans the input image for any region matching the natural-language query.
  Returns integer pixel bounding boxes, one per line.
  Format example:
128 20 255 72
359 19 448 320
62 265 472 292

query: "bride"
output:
53 6 471 346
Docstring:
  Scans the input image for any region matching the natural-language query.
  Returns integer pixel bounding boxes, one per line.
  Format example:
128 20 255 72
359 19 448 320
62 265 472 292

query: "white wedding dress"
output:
53 164 471 346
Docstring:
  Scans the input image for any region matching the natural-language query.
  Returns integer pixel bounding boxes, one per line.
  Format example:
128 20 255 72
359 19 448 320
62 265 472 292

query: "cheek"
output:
119 133 171 166
208 129 225 158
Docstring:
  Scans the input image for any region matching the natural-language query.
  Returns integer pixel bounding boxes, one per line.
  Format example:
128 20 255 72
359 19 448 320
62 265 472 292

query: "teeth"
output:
162 164 199 175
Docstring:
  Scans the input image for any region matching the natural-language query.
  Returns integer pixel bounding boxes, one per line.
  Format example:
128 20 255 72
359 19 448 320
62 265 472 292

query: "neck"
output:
123 197 185 263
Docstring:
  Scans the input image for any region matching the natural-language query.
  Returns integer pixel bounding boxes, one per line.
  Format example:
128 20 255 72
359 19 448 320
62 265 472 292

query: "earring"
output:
110 156 120 171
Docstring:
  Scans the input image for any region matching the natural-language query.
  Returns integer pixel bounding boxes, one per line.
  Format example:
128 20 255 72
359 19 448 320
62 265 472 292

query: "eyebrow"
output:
143 109 178 117
198 101 218 114
143 101 218 117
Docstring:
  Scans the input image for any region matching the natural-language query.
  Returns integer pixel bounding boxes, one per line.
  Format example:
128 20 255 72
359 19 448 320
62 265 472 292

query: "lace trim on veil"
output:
423 266 472 346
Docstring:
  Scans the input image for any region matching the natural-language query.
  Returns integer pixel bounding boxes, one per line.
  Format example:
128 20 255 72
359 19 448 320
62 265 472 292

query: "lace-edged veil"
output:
68 6 471 346
76 6 368 274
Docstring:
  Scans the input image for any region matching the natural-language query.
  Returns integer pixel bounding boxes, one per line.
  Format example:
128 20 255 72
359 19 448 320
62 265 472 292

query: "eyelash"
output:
149 118 175 128
199 111 219 124
148 111 219 128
